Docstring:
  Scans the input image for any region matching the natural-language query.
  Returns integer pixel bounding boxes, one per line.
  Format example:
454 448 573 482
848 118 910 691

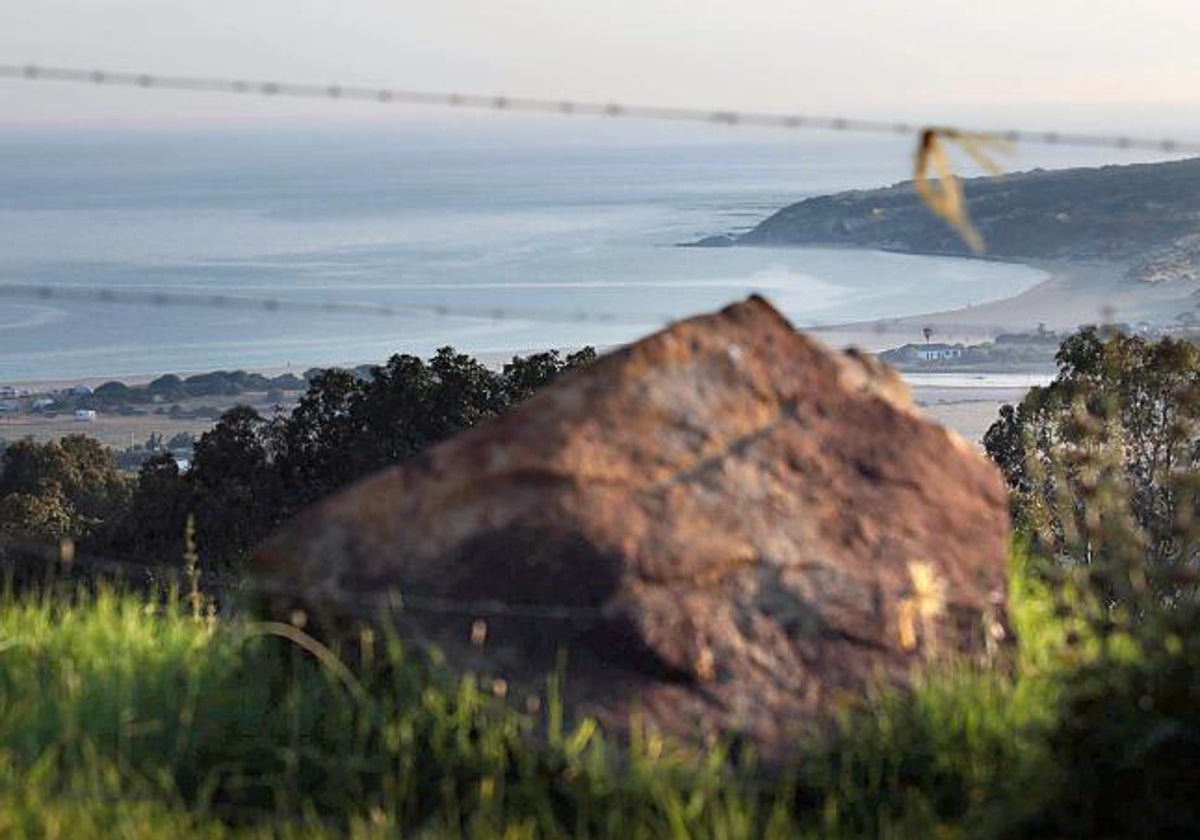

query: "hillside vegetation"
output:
0 549 1174 840
700 157 1200 265
4 328 1200 836
0 347 596 568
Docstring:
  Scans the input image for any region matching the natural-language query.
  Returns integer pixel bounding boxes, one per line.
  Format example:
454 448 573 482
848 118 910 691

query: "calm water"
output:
0 125 1113 382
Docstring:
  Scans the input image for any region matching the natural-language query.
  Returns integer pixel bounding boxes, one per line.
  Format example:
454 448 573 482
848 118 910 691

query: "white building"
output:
74 409 97 422
915 344 963 362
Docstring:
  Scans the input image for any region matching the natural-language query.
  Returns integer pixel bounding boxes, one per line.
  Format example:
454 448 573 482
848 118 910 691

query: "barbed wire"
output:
0 532 622 624
3 63 1199 154
0 63 1183 351
0 281 1095 344
0 282 672 328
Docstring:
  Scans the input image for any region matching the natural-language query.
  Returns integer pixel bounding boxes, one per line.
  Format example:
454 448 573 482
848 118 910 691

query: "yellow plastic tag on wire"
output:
913 128 1012 254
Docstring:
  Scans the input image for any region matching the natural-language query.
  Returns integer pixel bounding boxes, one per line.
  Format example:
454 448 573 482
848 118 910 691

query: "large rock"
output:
253 296 1010 758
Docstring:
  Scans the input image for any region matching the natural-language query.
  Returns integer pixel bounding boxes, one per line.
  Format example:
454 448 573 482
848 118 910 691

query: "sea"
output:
0 122 1158 384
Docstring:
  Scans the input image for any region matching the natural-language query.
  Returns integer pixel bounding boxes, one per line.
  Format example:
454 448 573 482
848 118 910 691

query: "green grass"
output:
0 555 1140 838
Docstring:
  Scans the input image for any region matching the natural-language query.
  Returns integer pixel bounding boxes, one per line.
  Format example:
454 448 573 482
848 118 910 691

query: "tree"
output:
189 406 280 565
94 380 132 402
349 348 507 470
0 487 75 539
119 346 596 567
147 374 185 400
985 329 1200 838
425 346 509 437
0 435 130 540
115 453 193 562
502 347 597 403
272 368 364 512
985 327 1200 583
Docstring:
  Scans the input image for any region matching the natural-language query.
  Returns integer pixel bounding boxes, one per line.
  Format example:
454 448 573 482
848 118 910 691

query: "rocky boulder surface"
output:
253 296 1010 759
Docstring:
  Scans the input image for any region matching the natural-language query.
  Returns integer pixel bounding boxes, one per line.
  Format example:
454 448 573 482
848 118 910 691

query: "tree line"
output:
0 346 594 567
6 324 1200 594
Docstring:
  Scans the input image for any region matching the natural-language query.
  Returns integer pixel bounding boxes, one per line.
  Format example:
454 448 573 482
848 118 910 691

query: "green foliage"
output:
502 348 597 403
85 371 307 410
0 553 1089 839
2 546 1198 837
117 346 596 568
1032 633 1200 837
985 326 1200 585
0 584 793 838
1 347 595 568
12 329 1200 835
190 406 283 564
1011 511 1200 837
984 326 1200 837
0 486 76 539
117 453 194 562
0 434 130 540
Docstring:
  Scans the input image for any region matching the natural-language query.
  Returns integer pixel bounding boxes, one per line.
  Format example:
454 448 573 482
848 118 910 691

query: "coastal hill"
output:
698 157 1200 280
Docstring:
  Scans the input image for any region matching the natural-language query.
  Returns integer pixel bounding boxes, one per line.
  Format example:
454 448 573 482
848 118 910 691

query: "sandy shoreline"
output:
15 256 1195 393
809 257 1200 351
7 256 1195 447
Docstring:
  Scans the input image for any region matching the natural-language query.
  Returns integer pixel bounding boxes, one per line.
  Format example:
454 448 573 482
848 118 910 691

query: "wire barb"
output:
2 63 1198 154
0 281 1085 337
0 531 623 624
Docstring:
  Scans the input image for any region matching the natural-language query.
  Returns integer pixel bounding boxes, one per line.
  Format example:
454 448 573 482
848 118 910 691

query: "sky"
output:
2 0 1200 135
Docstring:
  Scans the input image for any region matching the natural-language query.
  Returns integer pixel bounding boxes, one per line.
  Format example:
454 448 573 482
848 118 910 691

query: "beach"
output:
5 131 1197 449
0 130 1055 385
13 254 1200 449
810 258 1200 352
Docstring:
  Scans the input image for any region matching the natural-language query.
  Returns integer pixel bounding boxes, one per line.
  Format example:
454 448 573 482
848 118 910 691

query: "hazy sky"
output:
3 0 1199 131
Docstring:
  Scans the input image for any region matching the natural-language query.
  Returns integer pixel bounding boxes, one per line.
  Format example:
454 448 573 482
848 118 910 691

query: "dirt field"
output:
0 392 295 447
1 383 1012 454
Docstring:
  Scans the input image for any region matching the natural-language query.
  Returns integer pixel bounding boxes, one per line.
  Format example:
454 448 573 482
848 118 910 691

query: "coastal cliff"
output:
698 157 1200 281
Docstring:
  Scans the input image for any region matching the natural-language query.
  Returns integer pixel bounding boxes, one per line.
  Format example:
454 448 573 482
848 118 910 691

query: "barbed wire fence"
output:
5 63 1200 153
0 281 1048 341
0 61 1195 349
0 531 622 624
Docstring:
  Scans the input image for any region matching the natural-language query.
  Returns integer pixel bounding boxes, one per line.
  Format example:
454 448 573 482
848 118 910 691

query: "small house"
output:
74 409 97 422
